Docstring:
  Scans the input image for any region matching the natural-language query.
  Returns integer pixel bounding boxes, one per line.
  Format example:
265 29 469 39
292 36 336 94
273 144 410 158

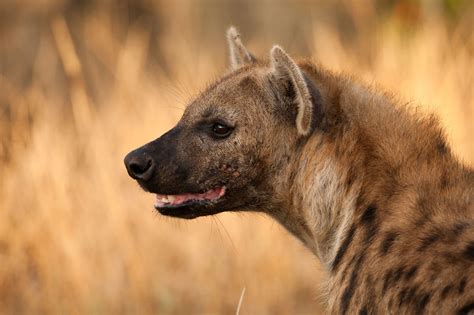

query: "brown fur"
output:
125 28 474 314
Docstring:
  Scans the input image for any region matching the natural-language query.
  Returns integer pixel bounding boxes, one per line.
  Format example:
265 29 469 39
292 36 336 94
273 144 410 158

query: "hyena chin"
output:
125 27 474 314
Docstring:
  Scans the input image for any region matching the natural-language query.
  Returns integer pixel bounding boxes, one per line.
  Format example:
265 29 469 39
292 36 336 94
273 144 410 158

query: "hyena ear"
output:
227 26 256 70
270 45 313 136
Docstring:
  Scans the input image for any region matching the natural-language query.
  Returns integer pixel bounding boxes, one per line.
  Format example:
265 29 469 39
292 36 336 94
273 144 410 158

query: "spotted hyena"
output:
124 27 474 314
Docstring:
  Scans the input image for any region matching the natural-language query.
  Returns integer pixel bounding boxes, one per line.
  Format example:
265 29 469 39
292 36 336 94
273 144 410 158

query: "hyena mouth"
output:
154 186 226 210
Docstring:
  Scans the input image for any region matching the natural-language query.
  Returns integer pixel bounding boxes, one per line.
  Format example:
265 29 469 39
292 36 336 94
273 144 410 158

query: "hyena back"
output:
124 27 474 314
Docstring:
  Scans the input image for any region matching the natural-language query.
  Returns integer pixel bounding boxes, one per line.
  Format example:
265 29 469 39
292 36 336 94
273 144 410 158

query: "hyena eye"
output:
211 123 232 138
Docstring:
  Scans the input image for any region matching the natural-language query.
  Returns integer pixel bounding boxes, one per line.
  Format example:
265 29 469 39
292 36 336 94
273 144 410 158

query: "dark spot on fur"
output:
340 254 365 315
463 241 474 261
383 266 409 296
452 222 469 237
458 277 467 294
457 302 474 315
384 268 406 294
413 216 428 229
440 284 453 299
418 233 440 251
436 139 448 155
442 251 459 264
361 204 377 224
414 293 431 314
359 307 368 315
392 266 405 283
331 224 356 272
405 285 419 305
346 166 357 188
398 287 409 306
404 266 418 281
380 231 398 255
360 205 379 244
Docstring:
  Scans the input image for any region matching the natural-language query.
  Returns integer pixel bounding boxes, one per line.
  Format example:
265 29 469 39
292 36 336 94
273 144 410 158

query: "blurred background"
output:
0 0 473 314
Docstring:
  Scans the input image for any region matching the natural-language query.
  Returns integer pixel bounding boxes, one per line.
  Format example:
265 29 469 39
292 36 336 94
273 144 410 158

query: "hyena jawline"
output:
124 27 474 314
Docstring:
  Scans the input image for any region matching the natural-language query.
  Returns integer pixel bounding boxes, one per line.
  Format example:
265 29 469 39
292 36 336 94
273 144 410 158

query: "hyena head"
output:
124 27 316 219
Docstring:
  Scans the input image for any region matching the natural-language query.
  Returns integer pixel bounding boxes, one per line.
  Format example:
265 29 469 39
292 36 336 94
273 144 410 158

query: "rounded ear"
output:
270 45 313 136
226 26 256 70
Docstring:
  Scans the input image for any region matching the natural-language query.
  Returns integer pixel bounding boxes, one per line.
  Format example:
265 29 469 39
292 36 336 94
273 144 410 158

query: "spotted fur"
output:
125 28 474 314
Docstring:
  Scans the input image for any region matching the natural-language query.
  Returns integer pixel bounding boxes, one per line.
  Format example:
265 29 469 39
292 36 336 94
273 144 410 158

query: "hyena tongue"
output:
155 187 225 207
200 187 225 200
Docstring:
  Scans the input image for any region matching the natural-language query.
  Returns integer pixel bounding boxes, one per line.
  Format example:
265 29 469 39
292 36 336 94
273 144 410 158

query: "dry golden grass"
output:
0 1 472 314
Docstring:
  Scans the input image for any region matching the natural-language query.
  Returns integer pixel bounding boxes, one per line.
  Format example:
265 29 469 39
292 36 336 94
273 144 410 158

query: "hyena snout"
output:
124 149 155 181
124 127 191 194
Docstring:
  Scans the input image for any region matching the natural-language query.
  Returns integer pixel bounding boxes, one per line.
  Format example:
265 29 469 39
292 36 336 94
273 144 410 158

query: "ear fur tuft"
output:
226 26 255 70
270 45 313 136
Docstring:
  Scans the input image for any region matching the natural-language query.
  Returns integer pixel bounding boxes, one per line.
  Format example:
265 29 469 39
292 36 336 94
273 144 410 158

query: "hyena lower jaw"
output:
125 28 474 314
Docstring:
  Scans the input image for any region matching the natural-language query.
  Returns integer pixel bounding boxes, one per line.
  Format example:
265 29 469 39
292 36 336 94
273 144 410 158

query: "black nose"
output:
124 150 155 180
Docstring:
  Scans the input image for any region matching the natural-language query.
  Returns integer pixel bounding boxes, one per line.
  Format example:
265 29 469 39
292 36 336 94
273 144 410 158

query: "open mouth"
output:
154 186 226 209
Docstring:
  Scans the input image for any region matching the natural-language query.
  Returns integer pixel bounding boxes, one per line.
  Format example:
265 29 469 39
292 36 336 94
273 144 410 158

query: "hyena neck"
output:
272 78 364 268
276 132 362 266
270 65 367 265
273 62 453 268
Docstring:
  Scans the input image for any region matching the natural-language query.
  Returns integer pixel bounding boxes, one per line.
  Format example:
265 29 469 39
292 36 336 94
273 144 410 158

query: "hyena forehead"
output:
184 66 272 121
